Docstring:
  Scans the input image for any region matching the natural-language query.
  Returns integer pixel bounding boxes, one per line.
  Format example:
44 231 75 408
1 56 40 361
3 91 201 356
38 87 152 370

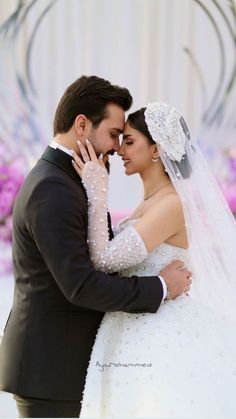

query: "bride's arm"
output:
81 161 148 273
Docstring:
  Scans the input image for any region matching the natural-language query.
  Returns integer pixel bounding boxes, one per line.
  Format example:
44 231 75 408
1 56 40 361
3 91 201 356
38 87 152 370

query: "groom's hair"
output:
53 75 132 135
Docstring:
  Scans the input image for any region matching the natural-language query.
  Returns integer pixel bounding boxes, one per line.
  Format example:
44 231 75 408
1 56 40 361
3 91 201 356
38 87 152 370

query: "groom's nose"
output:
113 138 121 153
118 143 124 156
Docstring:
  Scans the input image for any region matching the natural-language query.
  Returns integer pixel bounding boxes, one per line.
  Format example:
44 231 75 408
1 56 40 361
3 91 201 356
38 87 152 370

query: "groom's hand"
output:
160 260 192 300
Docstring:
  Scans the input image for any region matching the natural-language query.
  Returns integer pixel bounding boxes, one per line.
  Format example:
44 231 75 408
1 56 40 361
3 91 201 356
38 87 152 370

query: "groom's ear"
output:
74 114 88 138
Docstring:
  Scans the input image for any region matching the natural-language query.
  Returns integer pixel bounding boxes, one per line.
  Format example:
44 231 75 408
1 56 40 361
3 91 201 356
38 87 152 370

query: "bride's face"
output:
119 122 155 175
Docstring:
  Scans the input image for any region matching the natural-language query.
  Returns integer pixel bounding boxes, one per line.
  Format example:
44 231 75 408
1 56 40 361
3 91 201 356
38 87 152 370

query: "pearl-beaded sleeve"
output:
82 162 148 273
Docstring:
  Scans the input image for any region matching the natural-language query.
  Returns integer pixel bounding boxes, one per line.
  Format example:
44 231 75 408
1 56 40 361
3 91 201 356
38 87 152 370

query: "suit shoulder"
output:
16 159 87 215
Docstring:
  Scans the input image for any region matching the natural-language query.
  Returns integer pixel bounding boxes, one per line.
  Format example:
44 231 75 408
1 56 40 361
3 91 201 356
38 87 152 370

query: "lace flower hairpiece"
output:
144 102 186 162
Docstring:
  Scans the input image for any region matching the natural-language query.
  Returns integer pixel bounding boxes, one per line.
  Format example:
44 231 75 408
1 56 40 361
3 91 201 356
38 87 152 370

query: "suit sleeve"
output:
27 177 163 313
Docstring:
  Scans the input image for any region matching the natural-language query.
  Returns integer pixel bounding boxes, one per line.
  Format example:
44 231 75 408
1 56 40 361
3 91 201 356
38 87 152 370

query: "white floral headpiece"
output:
144 102 186 162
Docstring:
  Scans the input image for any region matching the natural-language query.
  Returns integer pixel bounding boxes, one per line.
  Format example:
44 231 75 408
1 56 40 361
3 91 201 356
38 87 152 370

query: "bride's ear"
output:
151 144 160 157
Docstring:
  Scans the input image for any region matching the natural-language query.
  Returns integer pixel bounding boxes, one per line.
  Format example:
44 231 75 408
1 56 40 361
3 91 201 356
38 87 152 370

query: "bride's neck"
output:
140 164 170 199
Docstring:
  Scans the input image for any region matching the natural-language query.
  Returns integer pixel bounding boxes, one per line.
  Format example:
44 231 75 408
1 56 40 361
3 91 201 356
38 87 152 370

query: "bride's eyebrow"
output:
123 134 132 139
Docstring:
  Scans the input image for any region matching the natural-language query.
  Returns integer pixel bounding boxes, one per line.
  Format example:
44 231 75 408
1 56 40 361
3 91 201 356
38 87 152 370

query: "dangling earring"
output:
152 154 159 163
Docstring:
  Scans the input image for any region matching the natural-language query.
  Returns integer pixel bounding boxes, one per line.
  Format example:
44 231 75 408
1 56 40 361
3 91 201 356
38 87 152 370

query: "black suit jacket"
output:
0 147 163 400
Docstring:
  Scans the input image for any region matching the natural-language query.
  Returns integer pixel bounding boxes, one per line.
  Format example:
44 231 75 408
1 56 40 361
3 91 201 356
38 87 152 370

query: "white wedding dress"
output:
80 216 236 418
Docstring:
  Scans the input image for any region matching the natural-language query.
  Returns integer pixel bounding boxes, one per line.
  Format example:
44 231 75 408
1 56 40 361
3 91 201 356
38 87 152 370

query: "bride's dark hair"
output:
127 108 155 145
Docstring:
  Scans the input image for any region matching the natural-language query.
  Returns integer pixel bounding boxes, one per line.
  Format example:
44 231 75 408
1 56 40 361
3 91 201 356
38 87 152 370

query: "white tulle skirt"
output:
80 294 236 418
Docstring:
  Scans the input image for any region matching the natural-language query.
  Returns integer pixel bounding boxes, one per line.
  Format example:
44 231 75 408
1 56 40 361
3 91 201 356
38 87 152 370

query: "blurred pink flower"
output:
0 159 24 242
229 158 236 175
0 191 14 217
223 184 236 212
220 147 236 214
0 222 12 242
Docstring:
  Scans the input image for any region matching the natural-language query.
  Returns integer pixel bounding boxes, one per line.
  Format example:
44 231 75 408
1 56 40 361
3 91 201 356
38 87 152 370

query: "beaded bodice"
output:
118 218 189 277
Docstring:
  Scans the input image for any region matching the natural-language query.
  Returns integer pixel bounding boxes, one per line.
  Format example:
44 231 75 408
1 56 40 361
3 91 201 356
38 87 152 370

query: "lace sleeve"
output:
82 162 148 273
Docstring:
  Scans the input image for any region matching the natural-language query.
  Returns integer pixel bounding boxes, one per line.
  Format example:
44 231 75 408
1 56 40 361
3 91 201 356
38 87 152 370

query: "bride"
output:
72 102 236 418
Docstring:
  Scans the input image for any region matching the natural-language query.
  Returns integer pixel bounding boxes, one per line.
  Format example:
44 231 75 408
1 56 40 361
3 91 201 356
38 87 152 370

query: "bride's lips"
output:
123 159 131 167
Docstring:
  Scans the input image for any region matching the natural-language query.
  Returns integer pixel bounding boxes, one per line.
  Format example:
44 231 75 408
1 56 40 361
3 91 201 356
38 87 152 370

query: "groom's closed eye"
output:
110 132 119 139
110 128 122 139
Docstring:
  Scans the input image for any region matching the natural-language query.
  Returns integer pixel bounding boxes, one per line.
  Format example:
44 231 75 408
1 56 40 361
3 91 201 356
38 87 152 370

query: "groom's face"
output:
87 103 125 163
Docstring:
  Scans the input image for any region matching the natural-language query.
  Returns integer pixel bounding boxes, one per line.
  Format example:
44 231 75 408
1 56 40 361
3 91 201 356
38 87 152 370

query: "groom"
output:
0 75 191 418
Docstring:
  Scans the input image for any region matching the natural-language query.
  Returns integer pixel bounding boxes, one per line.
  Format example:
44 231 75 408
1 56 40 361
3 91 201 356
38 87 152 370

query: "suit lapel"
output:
41 146 114 239
41 146 84 188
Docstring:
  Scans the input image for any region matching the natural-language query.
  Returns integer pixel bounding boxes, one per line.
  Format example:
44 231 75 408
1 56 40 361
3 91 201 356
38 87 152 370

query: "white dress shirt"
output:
49 140 73 157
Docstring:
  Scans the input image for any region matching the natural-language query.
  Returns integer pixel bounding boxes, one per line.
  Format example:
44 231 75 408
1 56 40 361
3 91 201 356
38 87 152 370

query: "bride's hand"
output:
71 139 106 177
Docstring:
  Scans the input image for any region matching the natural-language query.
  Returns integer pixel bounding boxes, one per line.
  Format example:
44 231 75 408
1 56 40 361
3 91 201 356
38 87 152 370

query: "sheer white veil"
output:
145 102 236 320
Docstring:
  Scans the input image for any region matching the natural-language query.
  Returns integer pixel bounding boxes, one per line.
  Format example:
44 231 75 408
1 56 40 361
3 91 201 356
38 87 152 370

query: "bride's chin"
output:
124 167 135 176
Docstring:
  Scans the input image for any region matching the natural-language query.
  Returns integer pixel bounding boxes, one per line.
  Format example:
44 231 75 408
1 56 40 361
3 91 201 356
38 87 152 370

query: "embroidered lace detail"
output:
82 162 148 273
144 102 186 162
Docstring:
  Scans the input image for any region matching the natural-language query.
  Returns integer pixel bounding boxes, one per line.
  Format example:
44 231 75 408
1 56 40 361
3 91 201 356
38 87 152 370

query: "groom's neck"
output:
54 131 79 154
